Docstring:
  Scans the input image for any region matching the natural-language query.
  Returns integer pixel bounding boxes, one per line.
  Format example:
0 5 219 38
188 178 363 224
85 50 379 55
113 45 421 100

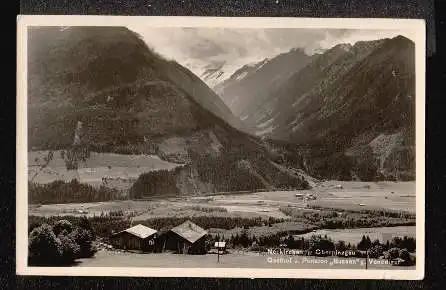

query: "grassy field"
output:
208 221 317 239
77 250 415 269
294 226 416 244
307 181 415 213
189 181 415 214
28 199 281 219
28 150 182 190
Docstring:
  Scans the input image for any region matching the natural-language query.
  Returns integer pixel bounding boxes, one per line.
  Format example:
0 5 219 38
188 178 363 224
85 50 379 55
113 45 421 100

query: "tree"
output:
58 234 80 264
284 234 294 248
401 236 416 252
78 215 93 231
335 240 347 252
368 245 384 258
386 247 400 260
384 240 390 251
71 227 97 258
28 224 62 266
309 235 335 253
399 248 411 262
53 220 73 236
239 230 251 248
357 235 372 251
372 239 381 247
390 236 403 248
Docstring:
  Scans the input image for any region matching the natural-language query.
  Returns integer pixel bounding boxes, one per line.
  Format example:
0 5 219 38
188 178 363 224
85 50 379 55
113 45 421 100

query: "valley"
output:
25 26 419 270
29 180 416 217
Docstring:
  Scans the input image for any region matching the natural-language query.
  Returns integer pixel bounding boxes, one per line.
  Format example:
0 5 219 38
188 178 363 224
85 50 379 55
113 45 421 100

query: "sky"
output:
127 26 415 86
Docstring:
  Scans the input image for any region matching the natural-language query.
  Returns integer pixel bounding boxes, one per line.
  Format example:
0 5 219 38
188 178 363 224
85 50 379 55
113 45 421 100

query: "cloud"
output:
128 26 414 82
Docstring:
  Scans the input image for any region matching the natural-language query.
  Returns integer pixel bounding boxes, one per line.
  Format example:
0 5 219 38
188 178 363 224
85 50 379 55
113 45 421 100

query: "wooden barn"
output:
161 220 208 254
110 224 158 252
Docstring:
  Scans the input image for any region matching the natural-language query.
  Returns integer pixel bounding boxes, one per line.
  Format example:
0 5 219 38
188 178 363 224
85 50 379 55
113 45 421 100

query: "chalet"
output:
161 220 208 254
110 224 158 252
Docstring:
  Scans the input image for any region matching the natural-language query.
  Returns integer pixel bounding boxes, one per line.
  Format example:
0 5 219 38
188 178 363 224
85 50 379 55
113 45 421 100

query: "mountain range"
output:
27 26 310 196
219 35 415 181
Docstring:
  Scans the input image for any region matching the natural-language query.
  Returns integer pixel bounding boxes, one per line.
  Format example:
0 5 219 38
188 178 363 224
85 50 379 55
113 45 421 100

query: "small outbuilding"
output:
214 241 226 252
162 220 208 254
110 224 158 251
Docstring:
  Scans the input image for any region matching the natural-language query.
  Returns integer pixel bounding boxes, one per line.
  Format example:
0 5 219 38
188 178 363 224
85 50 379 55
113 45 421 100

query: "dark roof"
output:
114 224 157 239
170 220 207 243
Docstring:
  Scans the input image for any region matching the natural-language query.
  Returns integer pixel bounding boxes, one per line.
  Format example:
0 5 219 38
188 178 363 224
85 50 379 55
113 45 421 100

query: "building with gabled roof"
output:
110 224 158 251
161 220 208 254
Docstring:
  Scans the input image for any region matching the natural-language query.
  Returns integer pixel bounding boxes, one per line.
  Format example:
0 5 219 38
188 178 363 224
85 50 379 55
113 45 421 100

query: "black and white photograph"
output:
16 16 425 279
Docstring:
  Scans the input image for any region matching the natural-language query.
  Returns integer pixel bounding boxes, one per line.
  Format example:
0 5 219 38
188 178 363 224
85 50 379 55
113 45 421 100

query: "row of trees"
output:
139 216 284 231
29 179 124 204
306 206 415 219
213 231 416 253
29 215 132 241
29 215 284 242
356 235 416 252
28 218 97 266
279 206 415 229
129 168 181 199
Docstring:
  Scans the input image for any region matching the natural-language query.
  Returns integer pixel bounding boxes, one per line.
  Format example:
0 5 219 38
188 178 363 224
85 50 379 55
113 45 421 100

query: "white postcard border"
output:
16 15 426 280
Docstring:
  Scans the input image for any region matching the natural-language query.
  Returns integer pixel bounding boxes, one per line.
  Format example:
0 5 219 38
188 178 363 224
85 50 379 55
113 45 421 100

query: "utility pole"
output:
365 248 368 270
217 239 220 263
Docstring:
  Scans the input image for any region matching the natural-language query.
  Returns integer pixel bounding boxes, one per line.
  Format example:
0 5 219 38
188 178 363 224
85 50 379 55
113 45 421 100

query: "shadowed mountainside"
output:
217 48 313 120
219 36 415 181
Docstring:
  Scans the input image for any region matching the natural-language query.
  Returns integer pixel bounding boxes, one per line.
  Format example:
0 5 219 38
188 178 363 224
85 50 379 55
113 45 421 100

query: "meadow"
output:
294 226 416 245
28 150 182 191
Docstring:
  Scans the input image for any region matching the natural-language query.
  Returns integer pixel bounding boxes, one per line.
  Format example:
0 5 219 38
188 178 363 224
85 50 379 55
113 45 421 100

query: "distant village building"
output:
161 220 208 254
110 224 158 251
305 193 316 200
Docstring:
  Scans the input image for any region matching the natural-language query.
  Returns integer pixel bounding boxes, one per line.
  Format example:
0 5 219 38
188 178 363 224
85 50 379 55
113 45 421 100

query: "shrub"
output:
28 219 99 265
390 236 416 252
71 227 97 258
28 224 62 266
335 240 348 252
399 248 411 262
386 247 401 260
309 235 335 254
78 216 93 232
58 234 80 264
53 220 73 236
286 236 307 250
368 245 384 258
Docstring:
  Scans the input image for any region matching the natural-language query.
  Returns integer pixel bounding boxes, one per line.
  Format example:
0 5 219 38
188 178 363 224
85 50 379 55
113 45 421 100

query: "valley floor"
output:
29 180 416 219
28 180 417 270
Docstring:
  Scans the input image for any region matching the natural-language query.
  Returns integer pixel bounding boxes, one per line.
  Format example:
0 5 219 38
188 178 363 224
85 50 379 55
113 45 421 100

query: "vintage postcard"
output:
16 15 425 279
